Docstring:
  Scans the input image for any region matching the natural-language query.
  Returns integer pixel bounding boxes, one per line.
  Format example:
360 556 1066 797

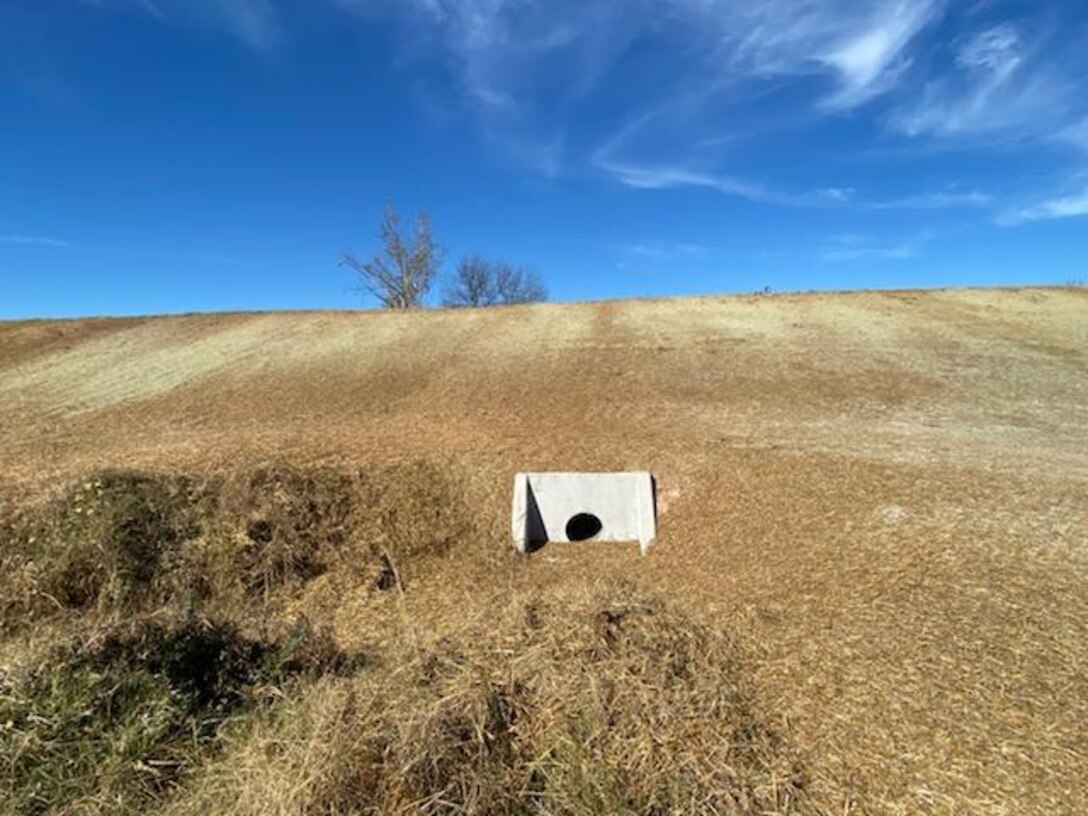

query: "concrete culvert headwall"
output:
512 472 656 555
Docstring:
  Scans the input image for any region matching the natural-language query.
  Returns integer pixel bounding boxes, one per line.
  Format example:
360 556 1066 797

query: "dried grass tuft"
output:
349 459 477 581
207 465 356 601
174 582 806 815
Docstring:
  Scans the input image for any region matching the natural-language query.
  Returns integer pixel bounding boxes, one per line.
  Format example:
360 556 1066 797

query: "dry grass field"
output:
0 286 1085 814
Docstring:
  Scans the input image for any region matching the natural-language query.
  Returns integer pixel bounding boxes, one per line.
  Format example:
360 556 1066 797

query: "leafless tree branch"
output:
342 206 441 309
443 257 547 308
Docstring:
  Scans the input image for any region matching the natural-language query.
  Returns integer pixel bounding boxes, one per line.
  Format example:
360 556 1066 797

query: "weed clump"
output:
1 462 477 627
204 461 474 600
0 614 360 816
4 472 215 621
211 465 356 599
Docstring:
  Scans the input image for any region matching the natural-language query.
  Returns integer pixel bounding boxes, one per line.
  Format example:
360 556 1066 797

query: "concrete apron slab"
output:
512 472 656 556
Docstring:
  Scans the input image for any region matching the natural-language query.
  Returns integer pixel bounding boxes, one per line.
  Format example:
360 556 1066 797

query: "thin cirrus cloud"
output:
996 187 1088 227
367 0 636 105
614 240 716 270
354 0 640 176
598 158 991 212
816 0 947 110
114 0 1078 162
74 0 1088 227
665 0 945 108
888 23 1072 142
819 231 933 262
371 0 1088 225
867 190 993 209
1057 116 1088 154
86 0 281 50
593 160 841 207
884 25 1088 227
0 234 70 248
376 0 948 169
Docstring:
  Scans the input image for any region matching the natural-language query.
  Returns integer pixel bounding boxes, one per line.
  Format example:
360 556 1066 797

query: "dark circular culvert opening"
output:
566 513 603 542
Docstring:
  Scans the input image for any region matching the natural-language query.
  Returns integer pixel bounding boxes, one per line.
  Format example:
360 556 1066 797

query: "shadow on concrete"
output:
525 485 549 553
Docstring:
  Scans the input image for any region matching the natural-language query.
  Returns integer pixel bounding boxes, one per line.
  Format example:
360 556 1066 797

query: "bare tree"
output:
342 206 441 309
443 256 498 307
443 257 547 307
494 262 547 304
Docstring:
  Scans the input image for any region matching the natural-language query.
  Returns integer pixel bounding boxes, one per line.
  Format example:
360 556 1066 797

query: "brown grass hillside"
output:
1 287 1086 815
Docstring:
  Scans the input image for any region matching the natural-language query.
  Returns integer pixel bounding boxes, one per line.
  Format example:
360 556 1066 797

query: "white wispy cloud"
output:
361 0 1088 226
867 189 993 209
673 0 944 110
617 241 713 261
997 187 1088 226
822 244 917 261
91 0 281 49
1057 116 1088 153
818 0 946 110
597 156 993 213
136 0 168 22
599 160 781 202
0 234 70 248
358 0 638 173
596 158 855 207
71 0 1088 224
216 0 280 49
613 240 715 271
375 0 948 175
495 134 565 177
819 230 932 261
889 23 1072 141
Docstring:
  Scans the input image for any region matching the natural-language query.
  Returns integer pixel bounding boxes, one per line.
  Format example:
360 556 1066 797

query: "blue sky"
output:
3 0 1087 318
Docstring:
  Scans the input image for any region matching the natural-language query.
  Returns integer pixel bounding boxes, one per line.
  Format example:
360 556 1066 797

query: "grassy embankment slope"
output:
0 287 1085 814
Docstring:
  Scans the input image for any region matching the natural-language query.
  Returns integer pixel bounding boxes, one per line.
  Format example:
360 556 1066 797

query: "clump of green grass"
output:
0 614 360 816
